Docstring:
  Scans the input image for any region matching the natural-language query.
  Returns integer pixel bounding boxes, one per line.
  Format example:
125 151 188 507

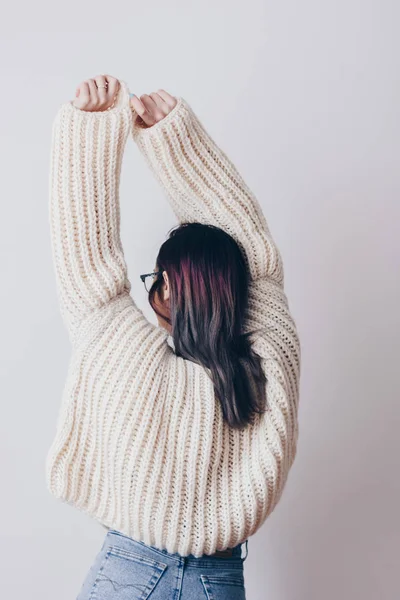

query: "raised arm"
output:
130 93 284 285
48 77 133 345
130 91 301 442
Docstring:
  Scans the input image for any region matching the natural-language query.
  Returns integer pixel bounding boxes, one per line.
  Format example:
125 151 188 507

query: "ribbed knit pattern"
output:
46 80 301 557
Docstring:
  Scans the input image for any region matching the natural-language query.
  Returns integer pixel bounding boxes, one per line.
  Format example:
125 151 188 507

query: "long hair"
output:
148 222 268 430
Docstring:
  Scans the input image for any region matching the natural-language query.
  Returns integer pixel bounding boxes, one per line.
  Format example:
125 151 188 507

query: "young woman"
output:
47 74 301 599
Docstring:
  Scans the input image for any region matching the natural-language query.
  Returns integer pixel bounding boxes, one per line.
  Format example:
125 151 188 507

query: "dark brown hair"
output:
148 222 268 429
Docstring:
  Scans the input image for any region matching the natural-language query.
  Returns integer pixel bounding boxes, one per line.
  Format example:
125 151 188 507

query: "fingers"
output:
130 95 156 127
130 90 177 128
94 74 108 104
72 74 121 111
72 77 176 117
73 81 90 109
149 92 169 112
141 94 162 122
104 75 120 105
154 89 177 110
86 79 100 106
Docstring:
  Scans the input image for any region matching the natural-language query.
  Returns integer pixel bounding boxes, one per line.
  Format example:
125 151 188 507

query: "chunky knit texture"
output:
46 79 301 557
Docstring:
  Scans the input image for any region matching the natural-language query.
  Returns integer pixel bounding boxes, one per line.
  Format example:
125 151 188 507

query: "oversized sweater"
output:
46 79 301 558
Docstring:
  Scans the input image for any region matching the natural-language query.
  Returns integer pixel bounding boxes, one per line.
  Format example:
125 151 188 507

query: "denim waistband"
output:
107 529 248 561
187 540 244 559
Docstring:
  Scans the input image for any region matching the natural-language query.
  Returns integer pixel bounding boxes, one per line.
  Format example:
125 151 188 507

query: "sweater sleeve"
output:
131 97 301 440
48 80 135 345
131 97 284 285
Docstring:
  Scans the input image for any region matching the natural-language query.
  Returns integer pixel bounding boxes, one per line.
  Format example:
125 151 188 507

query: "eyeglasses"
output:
140 270 162 293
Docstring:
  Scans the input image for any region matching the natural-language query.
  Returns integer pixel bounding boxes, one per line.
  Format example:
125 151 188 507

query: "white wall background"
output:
1 1 399 599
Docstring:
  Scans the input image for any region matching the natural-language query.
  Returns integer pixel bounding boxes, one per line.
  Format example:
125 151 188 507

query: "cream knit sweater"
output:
46 79 301 557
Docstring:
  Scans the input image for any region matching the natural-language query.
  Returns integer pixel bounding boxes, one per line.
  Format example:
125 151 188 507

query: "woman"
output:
47 74 301 599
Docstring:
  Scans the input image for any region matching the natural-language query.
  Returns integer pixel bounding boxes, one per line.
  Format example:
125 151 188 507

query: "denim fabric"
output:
76 528 249 599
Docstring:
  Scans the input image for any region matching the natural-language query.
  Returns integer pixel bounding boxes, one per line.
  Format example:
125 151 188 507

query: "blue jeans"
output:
76 528 249 599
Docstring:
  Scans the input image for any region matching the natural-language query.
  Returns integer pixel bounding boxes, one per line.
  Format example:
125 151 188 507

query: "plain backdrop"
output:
1 1 399 599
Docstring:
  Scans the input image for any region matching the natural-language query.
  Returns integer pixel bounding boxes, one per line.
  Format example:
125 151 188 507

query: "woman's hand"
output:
130 90 177 129
73 75 120 112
